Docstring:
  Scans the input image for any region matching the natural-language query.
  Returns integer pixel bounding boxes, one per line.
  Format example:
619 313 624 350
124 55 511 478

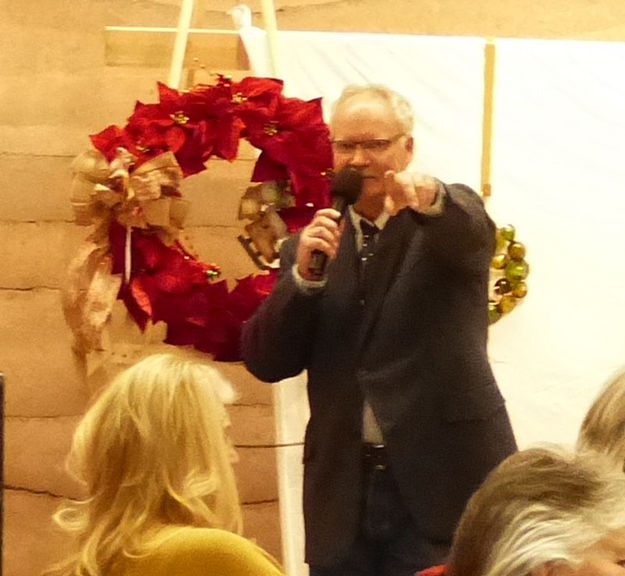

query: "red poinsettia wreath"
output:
62 75 333 361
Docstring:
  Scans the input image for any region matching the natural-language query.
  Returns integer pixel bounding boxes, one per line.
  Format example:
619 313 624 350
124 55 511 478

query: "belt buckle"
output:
363 443 387 470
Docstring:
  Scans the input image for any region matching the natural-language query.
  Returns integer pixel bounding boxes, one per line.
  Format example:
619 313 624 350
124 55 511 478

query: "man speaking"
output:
241 83 517 576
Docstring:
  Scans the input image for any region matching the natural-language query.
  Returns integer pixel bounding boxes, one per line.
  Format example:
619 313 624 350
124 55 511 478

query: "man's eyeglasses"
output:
331 133 406 155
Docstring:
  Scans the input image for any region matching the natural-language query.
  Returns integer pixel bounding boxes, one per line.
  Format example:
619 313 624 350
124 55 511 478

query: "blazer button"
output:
359 298 365 306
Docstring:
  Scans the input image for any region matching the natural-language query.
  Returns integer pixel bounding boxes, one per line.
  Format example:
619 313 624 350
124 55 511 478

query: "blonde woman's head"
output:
50 352 242 575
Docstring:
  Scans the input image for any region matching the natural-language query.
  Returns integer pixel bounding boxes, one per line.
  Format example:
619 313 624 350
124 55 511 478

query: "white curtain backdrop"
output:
240 29 625 576
241 29 486 188
486 38 625 445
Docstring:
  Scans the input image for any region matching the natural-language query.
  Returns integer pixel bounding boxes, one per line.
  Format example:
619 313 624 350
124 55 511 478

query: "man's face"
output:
330 94 414 217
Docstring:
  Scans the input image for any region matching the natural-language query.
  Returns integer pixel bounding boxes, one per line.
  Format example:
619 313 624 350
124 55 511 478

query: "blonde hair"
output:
447 445 625 576
47 352 242 576
577 368 625 466
330 84 415 135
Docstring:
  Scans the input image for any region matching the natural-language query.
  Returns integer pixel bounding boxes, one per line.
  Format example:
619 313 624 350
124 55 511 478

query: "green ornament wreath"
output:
488 224 530 324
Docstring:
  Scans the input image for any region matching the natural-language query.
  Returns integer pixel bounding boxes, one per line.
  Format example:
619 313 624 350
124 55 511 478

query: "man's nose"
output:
349 145 370 166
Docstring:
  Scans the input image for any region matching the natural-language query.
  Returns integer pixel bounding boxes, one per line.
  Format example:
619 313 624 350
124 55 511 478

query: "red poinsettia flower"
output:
244 95 320 159
179 80 244 162
125 102 208 176
231 76 285 126
108 221 222 326
115 279 151 330
163 278 242 361
276 205 317 233
228 271 278 323
90 125 153 166
245 96 333 207
250 150 290 184
155 278 225 328
193 293 243 361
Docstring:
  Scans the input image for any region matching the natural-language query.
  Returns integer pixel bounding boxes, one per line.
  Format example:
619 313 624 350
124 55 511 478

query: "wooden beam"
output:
481 38 496 197
169 0 195 88
104 27 250 71
260 0 280 76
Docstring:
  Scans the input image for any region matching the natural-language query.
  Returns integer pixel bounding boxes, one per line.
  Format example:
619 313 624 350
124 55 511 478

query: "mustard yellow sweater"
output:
113 527 285 576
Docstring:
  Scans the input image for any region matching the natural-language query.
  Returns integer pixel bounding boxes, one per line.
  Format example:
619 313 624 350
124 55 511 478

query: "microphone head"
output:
331 167 364 206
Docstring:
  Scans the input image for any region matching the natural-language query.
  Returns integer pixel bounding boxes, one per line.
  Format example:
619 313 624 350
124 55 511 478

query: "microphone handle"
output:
307 197 349 279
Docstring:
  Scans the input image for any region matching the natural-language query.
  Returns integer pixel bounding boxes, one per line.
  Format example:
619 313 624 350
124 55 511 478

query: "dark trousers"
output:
309 448 450 576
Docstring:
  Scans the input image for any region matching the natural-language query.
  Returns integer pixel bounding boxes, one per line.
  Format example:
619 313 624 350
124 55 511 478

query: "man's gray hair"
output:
331 84 415 135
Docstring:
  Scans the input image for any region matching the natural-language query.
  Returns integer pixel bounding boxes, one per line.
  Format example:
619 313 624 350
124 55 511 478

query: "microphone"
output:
307 167 364 278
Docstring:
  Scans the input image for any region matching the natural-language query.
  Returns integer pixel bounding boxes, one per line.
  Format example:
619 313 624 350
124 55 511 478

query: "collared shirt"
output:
349 206 390 248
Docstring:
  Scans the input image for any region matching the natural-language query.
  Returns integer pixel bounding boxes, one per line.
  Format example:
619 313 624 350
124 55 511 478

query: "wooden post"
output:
168 0 195 88
481 38 496 197
260 0 281 76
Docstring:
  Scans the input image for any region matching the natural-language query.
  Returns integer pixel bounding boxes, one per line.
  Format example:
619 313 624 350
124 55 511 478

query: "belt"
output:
362 443 388 470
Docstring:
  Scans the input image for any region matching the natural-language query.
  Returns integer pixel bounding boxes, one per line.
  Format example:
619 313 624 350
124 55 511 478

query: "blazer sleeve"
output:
240 235 322 383
416 182 496 272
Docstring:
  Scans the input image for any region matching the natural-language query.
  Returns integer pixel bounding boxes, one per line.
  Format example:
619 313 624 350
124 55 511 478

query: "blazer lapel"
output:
356 210 417 351
331 217 359 279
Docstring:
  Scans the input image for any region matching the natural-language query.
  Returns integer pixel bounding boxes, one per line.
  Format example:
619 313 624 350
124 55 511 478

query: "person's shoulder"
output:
159 527 284 574
442 182 481 202
156 526 263 553
164 526 256 549
121 527 285 576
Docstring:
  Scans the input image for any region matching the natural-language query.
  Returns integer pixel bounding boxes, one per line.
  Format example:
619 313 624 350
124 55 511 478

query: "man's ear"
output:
405 136 415 153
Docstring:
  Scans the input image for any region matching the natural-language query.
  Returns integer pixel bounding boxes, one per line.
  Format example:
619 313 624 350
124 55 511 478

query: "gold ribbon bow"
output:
62 147 188 353
69 148 187 236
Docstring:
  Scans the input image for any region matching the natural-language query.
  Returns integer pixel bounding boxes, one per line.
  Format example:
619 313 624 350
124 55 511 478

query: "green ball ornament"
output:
499 224 516 242
505 259 529 282
488 300 503 324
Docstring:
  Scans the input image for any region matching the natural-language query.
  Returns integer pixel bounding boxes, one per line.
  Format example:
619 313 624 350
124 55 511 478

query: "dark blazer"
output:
241 183 517 567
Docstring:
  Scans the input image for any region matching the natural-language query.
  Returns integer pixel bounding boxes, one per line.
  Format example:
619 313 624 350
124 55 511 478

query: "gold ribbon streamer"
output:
62 242 122 353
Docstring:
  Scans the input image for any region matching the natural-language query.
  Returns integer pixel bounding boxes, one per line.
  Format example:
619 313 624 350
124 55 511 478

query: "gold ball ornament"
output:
511 281 528 299
491 253 509 270
498 294 517 314
507 241 526 260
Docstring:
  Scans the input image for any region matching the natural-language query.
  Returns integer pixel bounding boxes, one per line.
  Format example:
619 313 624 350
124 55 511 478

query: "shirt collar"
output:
348 206 390 231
